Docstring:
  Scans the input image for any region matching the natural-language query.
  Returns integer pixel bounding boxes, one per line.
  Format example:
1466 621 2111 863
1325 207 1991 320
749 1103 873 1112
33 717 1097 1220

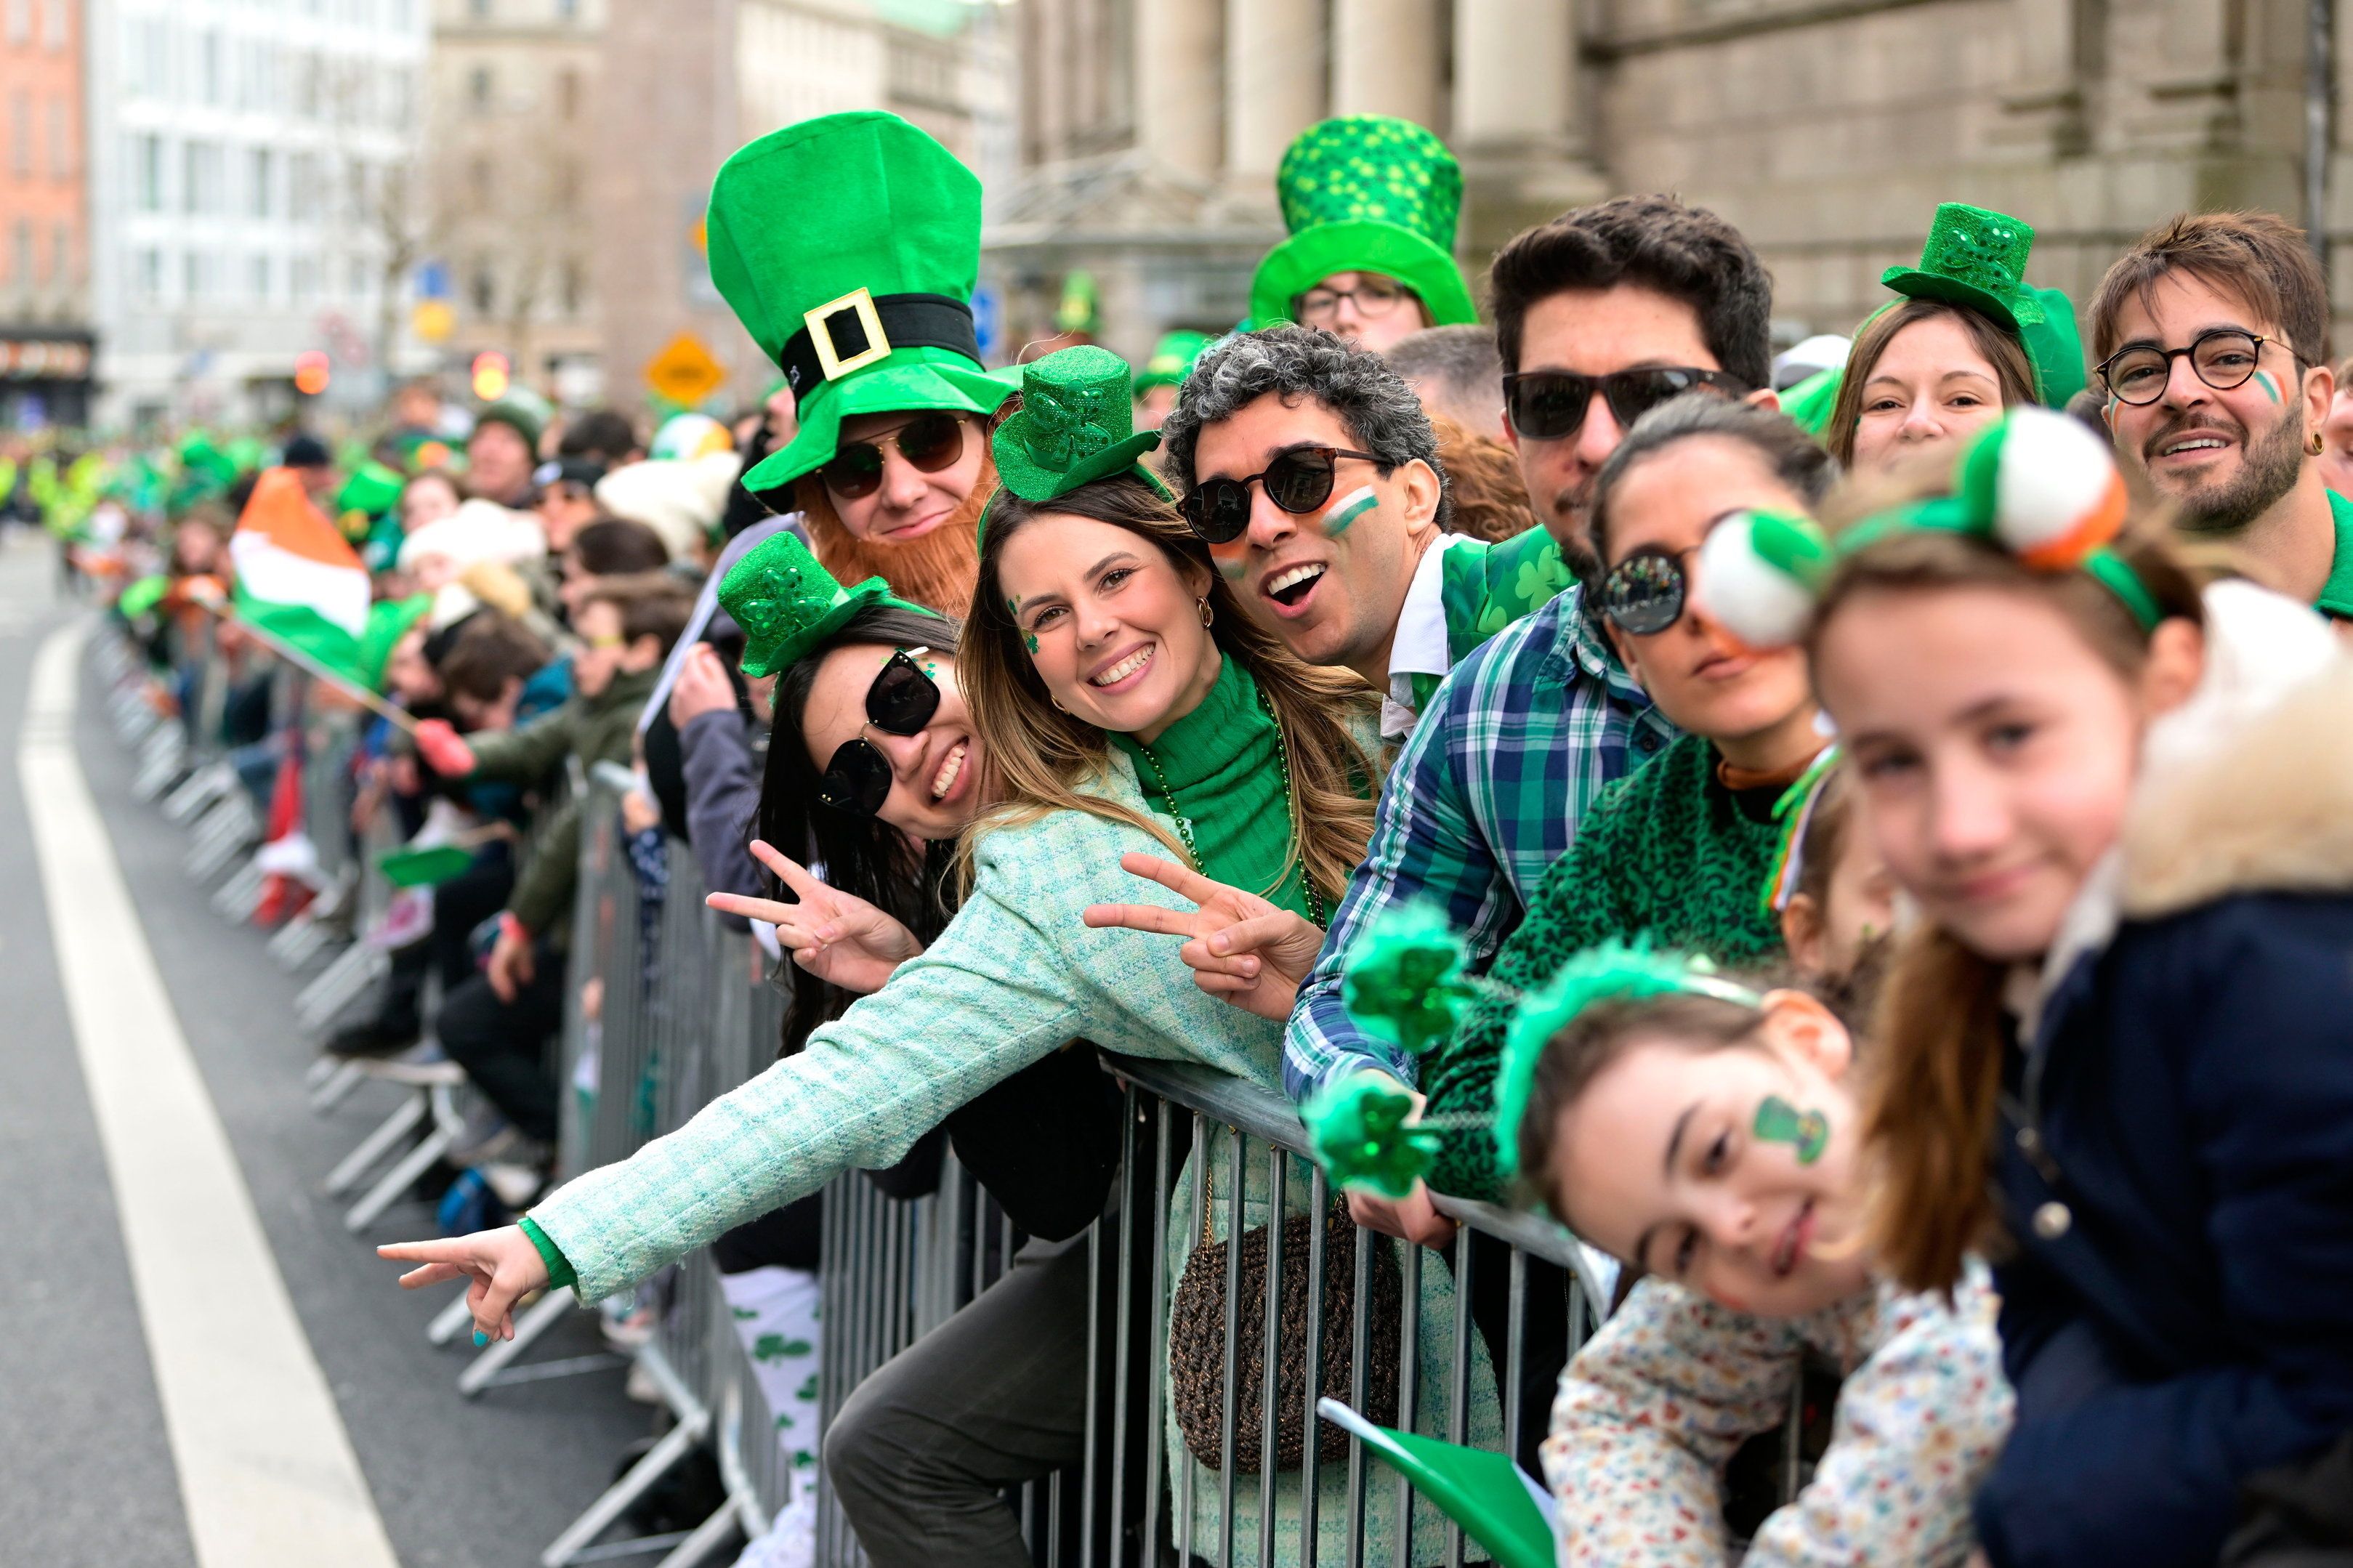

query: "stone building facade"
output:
995 0 2353 369
0 0 90 426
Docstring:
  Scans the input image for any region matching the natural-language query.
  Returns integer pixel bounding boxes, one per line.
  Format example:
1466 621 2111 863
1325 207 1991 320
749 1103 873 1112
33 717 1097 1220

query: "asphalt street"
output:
0 529 653 1567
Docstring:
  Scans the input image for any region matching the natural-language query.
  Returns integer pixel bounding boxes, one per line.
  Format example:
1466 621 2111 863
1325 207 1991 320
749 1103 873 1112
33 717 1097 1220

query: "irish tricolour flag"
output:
230 467 371 684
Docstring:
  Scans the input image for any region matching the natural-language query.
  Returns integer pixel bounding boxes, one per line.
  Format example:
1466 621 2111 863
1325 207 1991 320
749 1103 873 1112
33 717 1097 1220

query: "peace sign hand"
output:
706 839 926 997
1083 852 1328 1022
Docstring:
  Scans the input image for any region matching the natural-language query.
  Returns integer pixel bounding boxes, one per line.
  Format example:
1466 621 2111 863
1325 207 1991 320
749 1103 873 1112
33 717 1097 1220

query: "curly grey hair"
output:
1158 324 1453 530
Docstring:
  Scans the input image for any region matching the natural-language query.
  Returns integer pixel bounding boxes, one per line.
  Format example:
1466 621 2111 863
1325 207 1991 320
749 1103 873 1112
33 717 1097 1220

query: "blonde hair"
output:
958 476 1380 908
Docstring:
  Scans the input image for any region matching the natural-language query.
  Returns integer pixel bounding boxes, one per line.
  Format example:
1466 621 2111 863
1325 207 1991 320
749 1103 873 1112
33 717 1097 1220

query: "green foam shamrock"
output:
1301 1074 1442 1199
1340 901 1475 1058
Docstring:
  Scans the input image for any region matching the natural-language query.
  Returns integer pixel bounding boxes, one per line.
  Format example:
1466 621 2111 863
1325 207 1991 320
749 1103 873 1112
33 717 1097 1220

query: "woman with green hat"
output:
708 110 1012 614
386 345 1501 1566
1134 326 1214 429
1801 203 2088 474
1251 116 1480 355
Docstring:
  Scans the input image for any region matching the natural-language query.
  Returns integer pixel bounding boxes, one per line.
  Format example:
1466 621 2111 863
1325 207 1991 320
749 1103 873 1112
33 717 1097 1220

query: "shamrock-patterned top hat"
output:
988 347 1174 530
706 111 1013 506
1879 202 2087 407
717 526 925 679
1134 330 1213 393
1248 116 1477 332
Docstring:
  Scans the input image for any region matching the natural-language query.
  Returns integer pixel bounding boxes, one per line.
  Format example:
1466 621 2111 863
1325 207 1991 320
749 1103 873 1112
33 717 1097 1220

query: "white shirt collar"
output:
1381 533 1476 737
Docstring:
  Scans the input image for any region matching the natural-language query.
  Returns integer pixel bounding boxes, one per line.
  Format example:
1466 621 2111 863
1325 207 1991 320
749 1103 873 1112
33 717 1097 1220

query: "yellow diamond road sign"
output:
647 331 727 405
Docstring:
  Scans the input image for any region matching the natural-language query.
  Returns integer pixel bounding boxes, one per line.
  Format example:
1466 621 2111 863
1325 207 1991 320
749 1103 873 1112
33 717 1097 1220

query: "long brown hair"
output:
1804 513 2206 1293
1827 299 2037 468
961 475 1380 909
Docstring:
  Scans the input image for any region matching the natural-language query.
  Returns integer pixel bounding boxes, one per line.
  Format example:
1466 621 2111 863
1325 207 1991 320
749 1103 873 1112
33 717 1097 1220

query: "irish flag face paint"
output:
1208 536 1251 581
2253 368 2283 404
1320 484 1379 536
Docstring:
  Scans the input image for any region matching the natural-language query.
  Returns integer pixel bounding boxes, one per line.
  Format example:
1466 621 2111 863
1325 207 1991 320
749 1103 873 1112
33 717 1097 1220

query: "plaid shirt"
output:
1283 586 1677 1099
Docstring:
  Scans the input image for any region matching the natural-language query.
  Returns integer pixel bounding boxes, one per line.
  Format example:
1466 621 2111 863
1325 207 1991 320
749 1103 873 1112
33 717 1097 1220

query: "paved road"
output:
0 530 652 1567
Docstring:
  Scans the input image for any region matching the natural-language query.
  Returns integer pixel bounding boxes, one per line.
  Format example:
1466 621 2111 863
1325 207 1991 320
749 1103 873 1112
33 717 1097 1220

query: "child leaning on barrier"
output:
1501 942 2011 1567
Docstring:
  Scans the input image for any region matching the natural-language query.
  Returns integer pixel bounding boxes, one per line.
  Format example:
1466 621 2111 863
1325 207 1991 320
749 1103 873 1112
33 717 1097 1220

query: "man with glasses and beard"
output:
1158 324 1573 740
709 110 1014 615
2088 210 2353 621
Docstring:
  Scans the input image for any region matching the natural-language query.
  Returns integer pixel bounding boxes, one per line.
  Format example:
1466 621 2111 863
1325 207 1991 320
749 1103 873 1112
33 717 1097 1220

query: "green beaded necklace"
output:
1131 688 1331 929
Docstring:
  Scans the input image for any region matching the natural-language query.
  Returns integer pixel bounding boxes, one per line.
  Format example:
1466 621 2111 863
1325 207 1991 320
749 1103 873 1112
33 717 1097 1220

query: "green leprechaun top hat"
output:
1133 330 1214 394
706 111 1013 506
717 527 927 679
1249 116 1478 332
991 346 1174 512
1879 202 2087 408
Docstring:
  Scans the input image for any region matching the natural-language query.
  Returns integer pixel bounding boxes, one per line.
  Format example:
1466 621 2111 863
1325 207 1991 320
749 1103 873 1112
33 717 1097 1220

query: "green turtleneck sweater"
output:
1107 655 1323 921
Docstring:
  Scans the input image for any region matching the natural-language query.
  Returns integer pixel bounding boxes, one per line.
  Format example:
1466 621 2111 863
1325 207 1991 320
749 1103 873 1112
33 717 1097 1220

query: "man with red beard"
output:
2089 210 2353 621
708 111 1013 615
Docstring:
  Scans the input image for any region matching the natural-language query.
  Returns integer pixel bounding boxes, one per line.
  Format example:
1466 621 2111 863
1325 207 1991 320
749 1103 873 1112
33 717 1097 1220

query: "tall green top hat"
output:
1879 203 2087 407
1134 330 1213 394
985 347 1171 541
1249 116 1477 331
707 111 1013 506
717 527 926 679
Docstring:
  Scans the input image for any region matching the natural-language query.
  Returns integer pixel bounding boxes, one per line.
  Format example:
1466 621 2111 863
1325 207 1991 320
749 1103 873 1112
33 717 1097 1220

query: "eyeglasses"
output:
1503 367 1748 442
1296 275 1416 325
813 648 943 816
1597 546 1700 636
2096 328 2296 407
815 413 969 501
1176 446 1382 544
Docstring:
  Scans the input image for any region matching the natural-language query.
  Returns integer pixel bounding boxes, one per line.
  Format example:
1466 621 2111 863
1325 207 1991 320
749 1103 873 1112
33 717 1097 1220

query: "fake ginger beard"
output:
794 450 994 618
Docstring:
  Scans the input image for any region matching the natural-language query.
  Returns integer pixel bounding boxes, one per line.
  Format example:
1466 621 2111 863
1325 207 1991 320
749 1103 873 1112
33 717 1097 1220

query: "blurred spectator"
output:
1385 323 1507 437
282 432 339 503
558 408 645 469
400 469 465 533
468 401 544 507
594 453 742 567
532 457 607 552
1427 412 1542 543
559 517 671 622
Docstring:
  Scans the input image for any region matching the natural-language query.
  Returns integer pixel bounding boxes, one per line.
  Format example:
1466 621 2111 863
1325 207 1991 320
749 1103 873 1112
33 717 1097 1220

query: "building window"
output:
9 94 28 179
201 31 223 105
469 261 493 315
52 223 68 287
183 248 209 302
552 160 577 211
468 0 488 17
555 68 578 120
47 97 68 180
560 257 583 318
291 255 318 303
249 253 271 303
41 0 67 49
250 147 274 217
468 65 493 114
348 256 368 297
11 221 31 287
290 153 321 220
468 155 491 208
182 141 223 215
135 134 164 211
138 247 162 302
4 0 27 45
557 0 577 20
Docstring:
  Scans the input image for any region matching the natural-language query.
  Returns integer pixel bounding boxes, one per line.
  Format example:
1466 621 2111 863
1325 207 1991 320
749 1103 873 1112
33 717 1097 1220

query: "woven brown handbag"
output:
1169 1203 1403 1472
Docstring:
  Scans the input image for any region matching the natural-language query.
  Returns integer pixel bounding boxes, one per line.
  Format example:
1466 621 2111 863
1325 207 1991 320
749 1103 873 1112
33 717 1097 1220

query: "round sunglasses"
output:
813 648 944 817
1176 446 1381 545
1502 367 1747 443
1597 546 1700 637
815 413 968 501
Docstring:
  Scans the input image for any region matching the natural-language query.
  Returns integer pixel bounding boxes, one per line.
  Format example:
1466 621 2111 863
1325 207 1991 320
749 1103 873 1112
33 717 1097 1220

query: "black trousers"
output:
376 848 516 1035
435 936 567 1142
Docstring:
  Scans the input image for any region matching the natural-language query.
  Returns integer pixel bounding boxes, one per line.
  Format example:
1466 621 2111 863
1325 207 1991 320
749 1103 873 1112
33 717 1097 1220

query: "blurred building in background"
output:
0 0 93 428
993 0 2353 363
86 0 432 428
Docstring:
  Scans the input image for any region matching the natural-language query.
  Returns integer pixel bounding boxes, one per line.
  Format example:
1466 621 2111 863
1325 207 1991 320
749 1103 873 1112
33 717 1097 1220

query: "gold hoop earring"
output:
2312 432 2327 456
1198 597 1214 628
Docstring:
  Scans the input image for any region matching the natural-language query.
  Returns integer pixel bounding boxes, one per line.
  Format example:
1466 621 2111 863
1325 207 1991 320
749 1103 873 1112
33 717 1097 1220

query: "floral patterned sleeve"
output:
1542 1277 1807 1564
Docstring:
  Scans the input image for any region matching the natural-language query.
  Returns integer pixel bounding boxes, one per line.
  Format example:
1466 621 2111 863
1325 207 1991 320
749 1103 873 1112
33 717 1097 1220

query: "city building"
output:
995 0 2353 365
0 0 92 427
85 0 432 428
424 0 603 405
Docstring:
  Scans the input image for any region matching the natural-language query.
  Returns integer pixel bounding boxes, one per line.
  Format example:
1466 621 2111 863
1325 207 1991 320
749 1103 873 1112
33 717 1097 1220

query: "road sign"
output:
646 331 727 406
412 300 454 343
970 284 1001 360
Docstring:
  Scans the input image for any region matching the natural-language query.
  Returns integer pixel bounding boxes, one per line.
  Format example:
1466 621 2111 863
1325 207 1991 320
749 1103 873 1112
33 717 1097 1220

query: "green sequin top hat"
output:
1248 116 1477 332
706 111 1013 506
1879 202 2087 407
1134 330 1214 393
717 527 925 679
990 347 1173 514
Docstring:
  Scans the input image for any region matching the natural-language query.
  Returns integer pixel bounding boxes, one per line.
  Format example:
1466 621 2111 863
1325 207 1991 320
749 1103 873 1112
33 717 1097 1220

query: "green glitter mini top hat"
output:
1248 116 1477 331
706 111 1014 505
717 527 925 679
985 347 1173 537
1879 202 2087 407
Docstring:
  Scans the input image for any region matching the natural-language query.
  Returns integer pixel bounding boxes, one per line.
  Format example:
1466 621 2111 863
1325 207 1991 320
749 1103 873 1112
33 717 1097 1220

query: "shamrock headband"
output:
1761 745 1843 919
717 527 927 679
1694 407 2160 652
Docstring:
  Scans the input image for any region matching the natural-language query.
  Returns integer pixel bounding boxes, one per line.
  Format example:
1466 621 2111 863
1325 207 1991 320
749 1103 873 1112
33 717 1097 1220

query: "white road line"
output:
18 620 400 1568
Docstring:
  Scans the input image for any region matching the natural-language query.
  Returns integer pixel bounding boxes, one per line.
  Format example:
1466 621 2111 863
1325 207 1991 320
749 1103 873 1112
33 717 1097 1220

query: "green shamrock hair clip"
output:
1492 939 1763 1179
1339 901 1477 1060
1301 1075 1442 1199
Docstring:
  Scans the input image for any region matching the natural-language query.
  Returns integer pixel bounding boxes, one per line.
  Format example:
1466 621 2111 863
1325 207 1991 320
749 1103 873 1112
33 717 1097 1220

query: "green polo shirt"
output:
2321 490 2353 620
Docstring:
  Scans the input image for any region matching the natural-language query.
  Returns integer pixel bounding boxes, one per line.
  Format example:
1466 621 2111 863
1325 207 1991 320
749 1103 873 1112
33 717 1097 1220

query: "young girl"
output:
1415 396 1835 1203
1496 945 2011 1566
1698 405 2353 1568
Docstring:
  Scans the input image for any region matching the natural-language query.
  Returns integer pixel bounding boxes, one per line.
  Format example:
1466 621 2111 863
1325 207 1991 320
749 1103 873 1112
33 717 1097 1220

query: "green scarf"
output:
1108 655 1320 919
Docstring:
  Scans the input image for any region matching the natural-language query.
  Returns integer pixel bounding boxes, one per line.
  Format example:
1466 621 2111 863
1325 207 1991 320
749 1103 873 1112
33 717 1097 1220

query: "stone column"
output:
1451 0 1575 158
1224 0 1325 182
1332 0 1440 126
1134 0 1222 180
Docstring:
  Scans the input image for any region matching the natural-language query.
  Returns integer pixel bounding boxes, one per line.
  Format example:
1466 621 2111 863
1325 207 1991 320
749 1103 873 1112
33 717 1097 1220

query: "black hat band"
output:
778 291 980 400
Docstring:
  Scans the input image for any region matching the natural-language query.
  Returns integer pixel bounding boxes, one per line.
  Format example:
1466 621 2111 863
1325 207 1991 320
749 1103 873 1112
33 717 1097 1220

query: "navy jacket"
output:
1977 884 2353 1564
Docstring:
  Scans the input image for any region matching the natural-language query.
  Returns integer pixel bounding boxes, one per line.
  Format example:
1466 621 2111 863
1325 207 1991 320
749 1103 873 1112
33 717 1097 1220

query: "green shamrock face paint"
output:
1009 597 1039 655
1753 1094 1829 1164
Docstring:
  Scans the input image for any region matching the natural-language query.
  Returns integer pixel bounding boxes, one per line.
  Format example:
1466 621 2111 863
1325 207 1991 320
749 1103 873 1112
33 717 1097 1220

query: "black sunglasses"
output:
813 648 943 816
1502 367 1748 442
1177 446 1382 544
816 413 968 501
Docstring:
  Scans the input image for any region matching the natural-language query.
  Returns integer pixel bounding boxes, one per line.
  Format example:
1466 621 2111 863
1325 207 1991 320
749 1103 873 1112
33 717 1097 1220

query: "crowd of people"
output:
70 102 2353 1568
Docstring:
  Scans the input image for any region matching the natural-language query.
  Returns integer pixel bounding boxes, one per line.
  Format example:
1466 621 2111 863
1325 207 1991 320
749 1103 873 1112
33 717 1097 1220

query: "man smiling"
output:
2090 211 2353 619
1158 324 1570 737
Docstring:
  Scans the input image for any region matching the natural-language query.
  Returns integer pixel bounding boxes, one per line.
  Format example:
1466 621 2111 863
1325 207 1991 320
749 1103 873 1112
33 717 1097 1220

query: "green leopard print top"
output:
1420 732 1791 1202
